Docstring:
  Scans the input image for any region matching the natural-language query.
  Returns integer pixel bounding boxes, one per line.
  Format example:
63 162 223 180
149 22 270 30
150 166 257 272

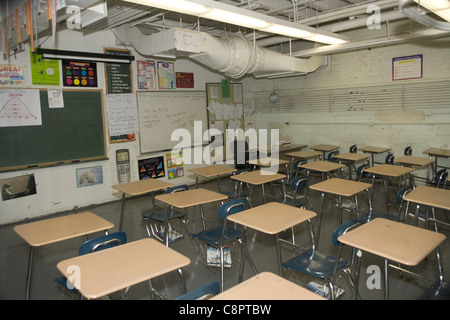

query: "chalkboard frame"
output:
0 88 107 172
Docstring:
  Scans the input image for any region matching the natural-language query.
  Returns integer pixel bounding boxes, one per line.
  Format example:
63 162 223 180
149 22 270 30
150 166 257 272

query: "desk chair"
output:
349 145 357 153
174 281 220 300
281 218 360 300
292 159 307 180
142 185 190 245
55 232 127 298
221 169 251 201
426 169 448 189
356 163 370 182
404 146 412 156
327 150 340 162
191 198 248 292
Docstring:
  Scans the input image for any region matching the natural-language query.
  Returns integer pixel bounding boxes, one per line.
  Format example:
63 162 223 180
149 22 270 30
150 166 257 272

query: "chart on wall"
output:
138 156 165 180
62 60 98 87
206 81 244 161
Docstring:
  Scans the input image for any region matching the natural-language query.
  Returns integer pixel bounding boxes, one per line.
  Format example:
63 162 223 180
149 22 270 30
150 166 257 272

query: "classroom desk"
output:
308 178 372 248
211 271 326 300
227 202 316 278
422 148 450 176
299 160 346 182
310 144 340 160
338 218 446 299
112 179 174 232
403 185 450 229
155 188 228 232
363 164 415 209
247 157 290 180
56 238 191 299
395 155 434 182
230 170 286 204
188 164 236 189
333 153 370 180
359 146 391 166
13 212 114 300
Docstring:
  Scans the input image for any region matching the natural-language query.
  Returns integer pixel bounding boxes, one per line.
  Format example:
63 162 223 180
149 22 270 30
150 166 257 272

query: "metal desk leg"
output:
25 246 34 300
315 192 326 249
384 259 389 300
118 193 126 232
177 268 187 294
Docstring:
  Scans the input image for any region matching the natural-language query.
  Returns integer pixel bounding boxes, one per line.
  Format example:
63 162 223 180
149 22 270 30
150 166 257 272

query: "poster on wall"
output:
392 54 423 81
30 49 59 86
137 60 157 89
104 48 133 94
76 166 103 188
138 156 165 180
0 89 42 127
62 60 98 87
157 61 176 89
166 150 184 180
0 64 24 86
176 72 194 88
106 93 138 142
0 174 37 201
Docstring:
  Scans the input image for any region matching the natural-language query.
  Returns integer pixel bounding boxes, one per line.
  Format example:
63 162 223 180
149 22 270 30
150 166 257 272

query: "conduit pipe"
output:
145 28 326 78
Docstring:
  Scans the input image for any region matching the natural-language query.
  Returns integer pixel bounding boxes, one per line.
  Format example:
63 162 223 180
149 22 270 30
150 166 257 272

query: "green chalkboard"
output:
0 89 106 171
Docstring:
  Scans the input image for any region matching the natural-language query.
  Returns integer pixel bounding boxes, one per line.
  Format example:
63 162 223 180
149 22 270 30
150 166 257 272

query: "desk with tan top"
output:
14 212 114 299
188 164 237 189
112 179 174 232
211 272 326 300
227 202 316 278
57 238 190 299
338 218 446 299
359 146 391 166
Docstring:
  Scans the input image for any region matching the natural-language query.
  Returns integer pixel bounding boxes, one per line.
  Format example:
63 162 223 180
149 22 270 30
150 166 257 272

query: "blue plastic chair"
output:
281 218 361 300
278 175 312 208
291 159 307 180
356 163 370 182
349 145 357 153
327 150 340 162
427 169 448 189
174 281 220 300
54 232 127 297
191 198 247 291
404 146 412 156
142 185 190 245
221 169 251 200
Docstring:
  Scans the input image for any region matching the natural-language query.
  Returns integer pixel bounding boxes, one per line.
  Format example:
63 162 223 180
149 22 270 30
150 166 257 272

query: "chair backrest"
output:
356 164 370 177
218 198 247 220
404 146 412 156
396 187 412 205
385 153 395 164
331 218 363 247
232 169 251 176
164 184 189 194
434 169 448 188
290 175 308 191
328 150 339 161
349 145 357 153
174 281 220 300
79 231 127 255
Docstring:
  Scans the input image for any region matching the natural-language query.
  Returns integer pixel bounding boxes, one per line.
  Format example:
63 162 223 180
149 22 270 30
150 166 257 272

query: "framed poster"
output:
138 156 165 180
157 61 176 89
392 54 423 81
137 60 157 89
62 60 97 87
104 48 133 94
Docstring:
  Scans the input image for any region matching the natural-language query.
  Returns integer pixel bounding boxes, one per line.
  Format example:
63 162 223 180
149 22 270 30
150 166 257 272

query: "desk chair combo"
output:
55 232 127 299
281 217 361 300
190 198 256 292
142 185 191 246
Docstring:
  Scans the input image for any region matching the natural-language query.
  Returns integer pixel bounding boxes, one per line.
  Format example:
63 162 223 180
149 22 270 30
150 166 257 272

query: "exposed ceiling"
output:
76 0 450 56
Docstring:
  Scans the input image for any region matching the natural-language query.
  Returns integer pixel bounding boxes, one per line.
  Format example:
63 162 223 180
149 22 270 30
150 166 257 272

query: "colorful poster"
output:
392 54 423 81
138 156 165 180
0 64 24 86
62 60 97 87
157 61 176 89
176 72 194 88
30 50 59 85
137 60 157 89
166 150 184 180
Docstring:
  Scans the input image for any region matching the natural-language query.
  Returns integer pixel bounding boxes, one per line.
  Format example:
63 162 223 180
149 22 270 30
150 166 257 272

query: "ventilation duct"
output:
121 27 326 78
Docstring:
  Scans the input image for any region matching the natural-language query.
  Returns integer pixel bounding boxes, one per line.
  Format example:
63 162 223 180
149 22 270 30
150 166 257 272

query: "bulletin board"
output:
206 82 244 161
0 89 106 171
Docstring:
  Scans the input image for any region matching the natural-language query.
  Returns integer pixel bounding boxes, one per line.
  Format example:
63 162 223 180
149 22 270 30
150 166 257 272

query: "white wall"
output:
0 27 245 225
251 28 450 180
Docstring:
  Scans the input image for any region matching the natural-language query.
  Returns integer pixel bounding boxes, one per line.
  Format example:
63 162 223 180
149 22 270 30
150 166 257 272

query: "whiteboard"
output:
137 91 208 153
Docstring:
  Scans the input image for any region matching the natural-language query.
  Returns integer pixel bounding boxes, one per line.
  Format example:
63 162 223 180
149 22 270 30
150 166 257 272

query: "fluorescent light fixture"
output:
203 9 269 29
123 0 349 45
413 0 450 22
34 48 135 64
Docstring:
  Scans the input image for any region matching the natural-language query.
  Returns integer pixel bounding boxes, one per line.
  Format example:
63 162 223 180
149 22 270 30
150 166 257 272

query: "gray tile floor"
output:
1 176 449 300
